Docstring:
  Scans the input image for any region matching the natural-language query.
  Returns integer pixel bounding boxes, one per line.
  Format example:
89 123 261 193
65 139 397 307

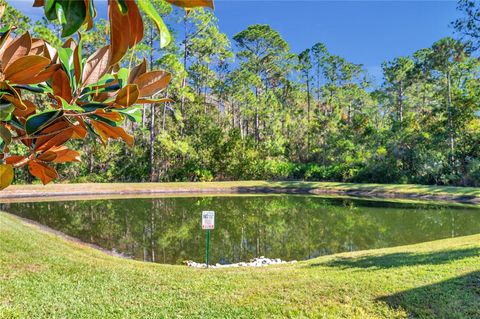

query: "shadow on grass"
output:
312 247 480 269
377 271 480 318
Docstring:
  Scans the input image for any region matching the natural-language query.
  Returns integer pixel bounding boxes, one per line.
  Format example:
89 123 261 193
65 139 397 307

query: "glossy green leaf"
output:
117 0 128 14
44 0 58 20
117 106 142 123
59 97 84 112
137 0 171 48
25 110 63 135
56 0 87 37
13 84 52 94
88 114 119 127
57 47 76 91
0 102 14 121
81 103 109 112
117 68 129 88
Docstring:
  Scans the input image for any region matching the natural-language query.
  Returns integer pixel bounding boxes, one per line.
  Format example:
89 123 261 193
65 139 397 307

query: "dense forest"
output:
3 0 480 186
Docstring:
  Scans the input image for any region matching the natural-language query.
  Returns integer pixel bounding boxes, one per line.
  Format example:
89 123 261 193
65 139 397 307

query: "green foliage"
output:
6 1 480 187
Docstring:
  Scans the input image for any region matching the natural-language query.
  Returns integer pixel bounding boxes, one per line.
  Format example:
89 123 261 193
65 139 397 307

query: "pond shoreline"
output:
0 181 479 204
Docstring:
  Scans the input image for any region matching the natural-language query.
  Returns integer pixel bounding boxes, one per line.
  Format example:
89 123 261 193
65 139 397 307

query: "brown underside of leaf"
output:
1 32 32 70
28 160 58 185
165 0 214 9
90 119 134 147
115 84 139 107
4 55 50 84
128 58 147 84
133 70 171 97
82 45 110 87
52 69 73 102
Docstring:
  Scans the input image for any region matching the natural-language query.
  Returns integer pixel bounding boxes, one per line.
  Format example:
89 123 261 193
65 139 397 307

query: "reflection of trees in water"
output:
3 197 480 264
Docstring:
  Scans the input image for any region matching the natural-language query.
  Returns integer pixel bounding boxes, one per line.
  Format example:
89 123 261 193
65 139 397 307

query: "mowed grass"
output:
2 181 480 201
1 212 480 318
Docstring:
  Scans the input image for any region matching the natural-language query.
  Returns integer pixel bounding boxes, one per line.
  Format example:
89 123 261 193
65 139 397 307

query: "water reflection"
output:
2 196 480 264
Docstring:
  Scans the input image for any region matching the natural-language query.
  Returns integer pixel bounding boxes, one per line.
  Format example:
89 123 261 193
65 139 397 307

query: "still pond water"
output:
3 195 480 265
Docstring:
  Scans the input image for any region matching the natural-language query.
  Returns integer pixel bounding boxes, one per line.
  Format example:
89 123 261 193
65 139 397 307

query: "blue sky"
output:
213 0 460 81
10 0 460 81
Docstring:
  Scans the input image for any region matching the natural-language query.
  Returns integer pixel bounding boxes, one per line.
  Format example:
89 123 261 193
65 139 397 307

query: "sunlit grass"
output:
1 212 479 318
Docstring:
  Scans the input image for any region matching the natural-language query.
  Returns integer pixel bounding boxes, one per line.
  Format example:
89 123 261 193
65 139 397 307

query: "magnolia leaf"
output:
50 146 80 163
25 110 63 135
52 70 73 102
34 120 74 151
44 0 57 20
37 150 57 162
1 86 27 111
137 0 171 48
0 164 13 190
108 0 129 66
58 97 83 112
5 156 26 165
88 113 120 126
13 100 37 118
137 97 174 104
71 121 88 139
0 125 11 147
33 0 45 6
13 84 52 94
133 70 171 97
80 102 109 112
117 106 142 123
128 58 147 84
84 0 97 30
73 35 83 86
116 68 129 88
0 103 15 121
165 0 214 9
82 45 110 87
29 64 62 84
115 84 139 107
28 160 58 185
125 0 143 47
1 32 32 69
90 119 134 146
3 55 50 84
108 0 143 66
55 0 87 37
57 47 76 88
30 38 46 56
93 109 124 122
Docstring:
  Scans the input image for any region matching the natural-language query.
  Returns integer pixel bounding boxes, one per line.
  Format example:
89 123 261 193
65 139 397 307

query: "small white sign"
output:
202 211 215 230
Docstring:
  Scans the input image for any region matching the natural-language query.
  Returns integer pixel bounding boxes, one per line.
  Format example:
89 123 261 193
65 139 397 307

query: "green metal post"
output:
205 229 210 268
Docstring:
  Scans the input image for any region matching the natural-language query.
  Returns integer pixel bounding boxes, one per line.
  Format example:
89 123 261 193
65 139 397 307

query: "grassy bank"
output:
1 212 479 318
2 181 480 203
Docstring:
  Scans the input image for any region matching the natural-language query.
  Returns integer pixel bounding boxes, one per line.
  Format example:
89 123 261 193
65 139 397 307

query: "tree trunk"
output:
149 104 156 182
447 70 455 166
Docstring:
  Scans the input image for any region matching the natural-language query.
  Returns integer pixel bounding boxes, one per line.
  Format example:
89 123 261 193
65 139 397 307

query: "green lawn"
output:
1 212 479 318
2 181 480 203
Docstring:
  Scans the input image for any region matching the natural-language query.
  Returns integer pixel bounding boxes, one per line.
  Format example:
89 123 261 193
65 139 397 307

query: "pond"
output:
2 195 480 265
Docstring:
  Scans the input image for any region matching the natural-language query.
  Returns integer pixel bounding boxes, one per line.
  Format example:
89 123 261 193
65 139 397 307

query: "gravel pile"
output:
185 256 297 268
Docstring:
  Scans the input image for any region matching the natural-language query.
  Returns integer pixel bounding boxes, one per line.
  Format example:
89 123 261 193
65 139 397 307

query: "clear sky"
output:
213 0 460 81
10 0 460 81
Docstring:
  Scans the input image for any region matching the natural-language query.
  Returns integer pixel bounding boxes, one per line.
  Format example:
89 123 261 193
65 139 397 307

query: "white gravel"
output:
185 256 297 268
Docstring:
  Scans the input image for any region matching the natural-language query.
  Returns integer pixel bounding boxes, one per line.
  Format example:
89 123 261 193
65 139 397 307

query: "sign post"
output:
202 211 215 268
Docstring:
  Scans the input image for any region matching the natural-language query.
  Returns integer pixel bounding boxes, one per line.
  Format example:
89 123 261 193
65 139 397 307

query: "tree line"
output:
3 0 480 186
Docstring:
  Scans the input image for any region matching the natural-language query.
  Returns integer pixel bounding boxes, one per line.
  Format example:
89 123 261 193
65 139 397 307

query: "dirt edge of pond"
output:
0 184 479 204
